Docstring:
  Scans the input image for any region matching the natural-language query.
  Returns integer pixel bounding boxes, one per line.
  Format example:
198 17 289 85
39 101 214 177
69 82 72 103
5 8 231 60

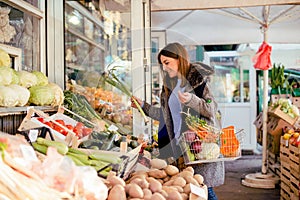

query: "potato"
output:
148 177 162 193
162 186 177 194
173 176 186 187
163 176 170 182
165 165 179 176
184 176 199 186
160 189 168 198
151 192 166 200
128 183 144 199
194 174 204 185
157 178 164 185
150 158 168 169
107 174 126 187
179 170 194 179
125 183 132 193
181 193 188 200
129 177 149 189
143 188 152 200
108 184 126 200
183 166 194 174
163 179 174 186
167 190 183 200
173 185 184 193
183 183 191 194
148 169 167 179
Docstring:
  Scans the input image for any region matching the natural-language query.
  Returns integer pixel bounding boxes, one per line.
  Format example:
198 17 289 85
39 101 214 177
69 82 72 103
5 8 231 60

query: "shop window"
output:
208 54 250 103
0 1 44 71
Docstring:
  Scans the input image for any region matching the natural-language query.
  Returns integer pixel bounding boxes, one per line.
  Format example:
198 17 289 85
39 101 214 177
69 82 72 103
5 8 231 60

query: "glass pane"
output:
210 55 250 103
65 5 84 34
22 0 39 7
0 2 41 71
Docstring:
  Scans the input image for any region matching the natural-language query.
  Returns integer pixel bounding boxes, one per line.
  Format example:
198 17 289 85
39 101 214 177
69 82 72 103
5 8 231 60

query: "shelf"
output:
0 106 56 117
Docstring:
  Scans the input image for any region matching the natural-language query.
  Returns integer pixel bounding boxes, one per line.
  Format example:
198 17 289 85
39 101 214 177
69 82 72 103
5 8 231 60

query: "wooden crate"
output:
290 175 299 198
253 111 263 130
268 105 298 126
267 116 293 136
280 182 290 200
289 144 300 164
292 97 300 109
268 151 281 176
271 93 292 104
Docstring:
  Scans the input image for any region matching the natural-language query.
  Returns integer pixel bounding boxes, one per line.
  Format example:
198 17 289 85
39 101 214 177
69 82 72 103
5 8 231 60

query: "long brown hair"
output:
158 43 190 95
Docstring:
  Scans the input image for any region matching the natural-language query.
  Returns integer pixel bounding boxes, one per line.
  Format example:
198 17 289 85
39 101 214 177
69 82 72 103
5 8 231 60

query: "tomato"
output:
37 117 45 123
65 124 74 131
44 121 53 129
75 122 84 129
82 127 93 137
55 119 65 126
73 127 83 138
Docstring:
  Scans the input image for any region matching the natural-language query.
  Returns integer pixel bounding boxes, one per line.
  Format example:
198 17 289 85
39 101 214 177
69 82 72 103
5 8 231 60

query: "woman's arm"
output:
142 102 161 121
184 84 218 119
131 96 161 121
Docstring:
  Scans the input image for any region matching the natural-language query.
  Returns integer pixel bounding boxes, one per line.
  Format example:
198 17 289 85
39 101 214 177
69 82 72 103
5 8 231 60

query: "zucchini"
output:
89 153 122 164
32 142 48 154
36 137 68 155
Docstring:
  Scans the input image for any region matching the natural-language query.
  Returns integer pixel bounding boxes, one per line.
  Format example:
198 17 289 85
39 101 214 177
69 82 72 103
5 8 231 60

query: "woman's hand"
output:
131 96 143 109
178 91 192 104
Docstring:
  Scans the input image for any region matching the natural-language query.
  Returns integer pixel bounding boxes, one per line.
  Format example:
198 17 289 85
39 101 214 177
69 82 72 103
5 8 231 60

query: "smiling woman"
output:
131 42 224 200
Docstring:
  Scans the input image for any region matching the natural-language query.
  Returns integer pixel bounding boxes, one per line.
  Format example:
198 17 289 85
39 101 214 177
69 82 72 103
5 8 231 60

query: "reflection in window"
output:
0 2 41 71
210 56 250 103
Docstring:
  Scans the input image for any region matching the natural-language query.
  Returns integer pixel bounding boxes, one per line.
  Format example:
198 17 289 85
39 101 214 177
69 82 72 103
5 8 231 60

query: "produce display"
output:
270 98 299 119
106 158 207 200
282 128 300 147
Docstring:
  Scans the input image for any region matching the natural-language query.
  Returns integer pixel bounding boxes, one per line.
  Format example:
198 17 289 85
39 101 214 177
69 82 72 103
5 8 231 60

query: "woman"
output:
131 42 224 200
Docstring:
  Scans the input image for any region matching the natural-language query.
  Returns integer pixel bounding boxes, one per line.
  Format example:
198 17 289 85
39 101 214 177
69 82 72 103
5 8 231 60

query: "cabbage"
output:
48 82 64 107
196 143 220 160
11 69 19 84
17 70 38 88
0 48 11 67
29 85 55 106
7 84 30 106
0 67 13 86
0 86 18 107
32 71 48 86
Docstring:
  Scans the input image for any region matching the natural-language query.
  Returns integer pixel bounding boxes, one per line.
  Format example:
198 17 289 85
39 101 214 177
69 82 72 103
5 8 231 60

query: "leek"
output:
104 67 149 124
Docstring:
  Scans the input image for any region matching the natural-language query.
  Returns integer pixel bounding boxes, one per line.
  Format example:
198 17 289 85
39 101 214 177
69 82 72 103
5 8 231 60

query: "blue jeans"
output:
208 187 218 200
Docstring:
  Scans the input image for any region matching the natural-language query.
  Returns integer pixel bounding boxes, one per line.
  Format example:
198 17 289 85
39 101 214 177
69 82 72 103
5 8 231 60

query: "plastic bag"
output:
252 41 272 70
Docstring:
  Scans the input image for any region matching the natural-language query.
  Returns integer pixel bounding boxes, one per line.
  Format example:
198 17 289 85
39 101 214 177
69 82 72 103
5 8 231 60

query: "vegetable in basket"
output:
220 126 240 157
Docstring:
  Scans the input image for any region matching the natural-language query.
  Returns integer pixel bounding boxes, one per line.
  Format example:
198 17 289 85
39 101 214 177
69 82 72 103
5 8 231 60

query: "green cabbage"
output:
0 86 18 107
32 71 48 86
48 82 64 107
7 84 30 106
0 67 13 86
17 70 38 88
29 85 55 106
0 48 11 67
28 83 64 106
11 69 19 84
